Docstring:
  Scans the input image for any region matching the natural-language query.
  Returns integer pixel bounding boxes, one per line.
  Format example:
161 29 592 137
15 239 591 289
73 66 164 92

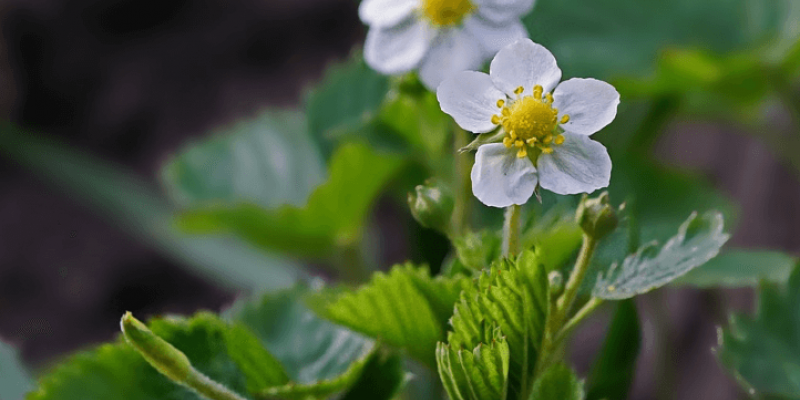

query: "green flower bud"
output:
121 312 192 384
548 270 564 298
576 191 618 240
408 179 454 234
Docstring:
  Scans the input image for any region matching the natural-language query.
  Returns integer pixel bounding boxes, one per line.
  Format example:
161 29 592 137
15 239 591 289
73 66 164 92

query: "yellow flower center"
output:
420 0 475 27
491 85 570 159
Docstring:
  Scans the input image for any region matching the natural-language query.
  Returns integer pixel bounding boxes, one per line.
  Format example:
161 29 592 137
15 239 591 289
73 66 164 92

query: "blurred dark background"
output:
0 0 798 399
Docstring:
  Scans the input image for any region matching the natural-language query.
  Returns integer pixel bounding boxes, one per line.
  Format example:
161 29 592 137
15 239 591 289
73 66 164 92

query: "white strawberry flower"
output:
437 38 620 207
360 0 532 89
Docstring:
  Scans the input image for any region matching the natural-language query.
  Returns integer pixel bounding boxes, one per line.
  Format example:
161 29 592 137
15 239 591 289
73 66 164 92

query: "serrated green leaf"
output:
160 110 325 209
528 364 585 400
674 250 798 287
306 54 389 153
586 300 640 400
0 339 32 400
593 211 730 300
176 142 404 257
446 251 549 398
717 266 800 398
437 335 510 400
340 349 408 400
317 264 466 366
0 122 299 292
223 324 290 393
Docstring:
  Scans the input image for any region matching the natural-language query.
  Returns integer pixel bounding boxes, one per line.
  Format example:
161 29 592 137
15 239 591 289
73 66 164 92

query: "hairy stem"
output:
502 204 521 257
555 297 604 344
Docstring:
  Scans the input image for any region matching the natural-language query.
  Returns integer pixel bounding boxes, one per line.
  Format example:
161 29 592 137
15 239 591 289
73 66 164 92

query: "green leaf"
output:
30 289 398 400
452 230 502 272
228 287 373 385
340 349 408 400
521 205 583 272
586 300 640 400
717 266 800 398
0 339 32 400
437 330 510 400
316 263 468 366
524 0 790 81
528 364 585 400
306 54 390 152
445 251 549 398
379 88 451 158
0 122 299 291
176 142 404 257
593 211 730 300
161 110 325 209
675 250 798 288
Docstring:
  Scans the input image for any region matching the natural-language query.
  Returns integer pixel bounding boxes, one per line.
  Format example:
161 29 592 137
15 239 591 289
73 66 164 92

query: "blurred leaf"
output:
30 290 401 400
306 54 390 153
594 211 730 300
452 230 502 271
228 287 373 385
315 263 468 367
340 349 408 400
0 122 299 291
176 142 404 258
436 331 510 400
522 205 583 272
586 300 640 400
161 110 325 209
446 251 549 398
528 364 585 400
0 339 32 400
675 250 798 288
379 88 451 158
717 266 800 398
524 0 791 81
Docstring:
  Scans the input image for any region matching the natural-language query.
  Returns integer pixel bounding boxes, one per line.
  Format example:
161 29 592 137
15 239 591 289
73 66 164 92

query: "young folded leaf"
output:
437 327 511 400
593 211 729 300
317 263 470 367
444 251 549 398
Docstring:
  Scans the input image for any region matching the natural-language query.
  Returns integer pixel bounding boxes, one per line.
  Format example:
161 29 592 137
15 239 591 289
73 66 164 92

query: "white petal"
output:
364 18 434 75
490 38 561 97
463 16 527 58
437 71 505 133
553 78 620 136
474 0 535 24
418 28 485 90
537 132 611 195
359 0 419 27
471 143 538 207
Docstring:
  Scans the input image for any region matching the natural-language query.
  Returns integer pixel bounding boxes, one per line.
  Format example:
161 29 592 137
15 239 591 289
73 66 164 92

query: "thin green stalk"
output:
502 204 521 257
556 234 598 316
451 125 472 236
555 297 603 344
184 372 250 400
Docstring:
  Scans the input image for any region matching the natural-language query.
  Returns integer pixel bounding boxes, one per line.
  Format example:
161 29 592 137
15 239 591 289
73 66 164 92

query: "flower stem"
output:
502 204 521 257
451 125 472 236
555 297 603 344
557 234 598 316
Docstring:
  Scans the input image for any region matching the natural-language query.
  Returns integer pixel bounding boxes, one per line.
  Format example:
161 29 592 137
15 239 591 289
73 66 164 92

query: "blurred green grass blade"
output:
717 266 800 398
161 110 325 209
0 122 300 291
675 250 798 287
586 300 640 400
0 339 32 400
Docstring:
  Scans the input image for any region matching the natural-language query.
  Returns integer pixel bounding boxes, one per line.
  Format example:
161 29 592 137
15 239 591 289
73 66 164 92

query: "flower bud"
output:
408 179 454 234
576 191 618 240
548 270 564 298
121 312 192 384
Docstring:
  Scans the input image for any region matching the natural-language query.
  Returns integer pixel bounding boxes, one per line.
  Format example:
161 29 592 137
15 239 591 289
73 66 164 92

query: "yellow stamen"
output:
560 114 570 124
514 86 524 95
554 134 565 145
514 140 524 148
501 108 511 117
503 137 513 148
526 137 537 144
491 115 501 124
544 93 554 104
543 135 553 144
496 99 505 108
541 147 554 154
509 131 517 140
517 148 527 158
420 0 476 27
